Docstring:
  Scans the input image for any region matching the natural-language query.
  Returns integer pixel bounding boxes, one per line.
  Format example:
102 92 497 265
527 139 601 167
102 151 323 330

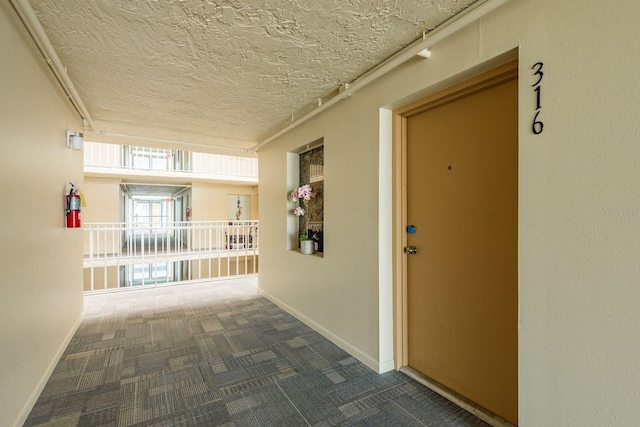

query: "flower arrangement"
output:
290 184 315 241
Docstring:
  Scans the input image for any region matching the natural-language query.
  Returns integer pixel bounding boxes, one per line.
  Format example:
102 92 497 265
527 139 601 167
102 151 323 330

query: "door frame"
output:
391 59 519 420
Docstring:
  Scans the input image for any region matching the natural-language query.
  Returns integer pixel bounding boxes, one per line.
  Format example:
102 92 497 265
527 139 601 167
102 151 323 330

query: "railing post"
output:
208 226 212 280
103 227 107 290
154 226 158 285
89 230 94 291
117 223 122 287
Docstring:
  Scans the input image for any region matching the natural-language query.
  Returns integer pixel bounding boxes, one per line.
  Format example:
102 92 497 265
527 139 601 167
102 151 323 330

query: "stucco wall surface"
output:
259 0 640 425
0 3 84 426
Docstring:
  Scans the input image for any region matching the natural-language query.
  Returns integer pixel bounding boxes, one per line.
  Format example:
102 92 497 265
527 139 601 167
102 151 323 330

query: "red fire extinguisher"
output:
66 182 82 228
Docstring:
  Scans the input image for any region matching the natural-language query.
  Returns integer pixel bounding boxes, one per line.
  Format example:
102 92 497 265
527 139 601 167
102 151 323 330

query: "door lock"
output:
405 246 418 255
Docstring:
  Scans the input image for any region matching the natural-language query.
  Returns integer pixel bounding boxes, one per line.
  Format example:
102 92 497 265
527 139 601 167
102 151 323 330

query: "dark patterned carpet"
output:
24 278 490 427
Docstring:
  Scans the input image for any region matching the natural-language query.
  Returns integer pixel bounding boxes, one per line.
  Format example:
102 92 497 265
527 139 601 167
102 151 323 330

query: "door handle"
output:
405 246 418 255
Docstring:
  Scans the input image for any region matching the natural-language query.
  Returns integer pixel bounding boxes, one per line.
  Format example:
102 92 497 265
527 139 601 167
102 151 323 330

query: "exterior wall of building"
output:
0 3 85 426
259 1 640 425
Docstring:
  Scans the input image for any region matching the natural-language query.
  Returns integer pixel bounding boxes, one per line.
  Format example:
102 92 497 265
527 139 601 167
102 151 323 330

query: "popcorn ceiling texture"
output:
32 0 476 149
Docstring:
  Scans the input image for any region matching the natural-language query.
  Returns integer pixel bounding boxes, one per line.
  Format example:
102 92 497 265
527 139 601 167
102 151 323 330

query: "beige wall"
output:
82 180 121 223
191 184 259 221
82 179 122 255
259 0 640 425
0 3 84 426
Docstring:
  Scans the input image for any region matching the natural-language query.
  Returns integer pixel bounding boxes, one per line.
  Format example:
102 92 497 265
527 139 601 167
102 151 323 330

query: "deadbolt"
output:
405 246 418 255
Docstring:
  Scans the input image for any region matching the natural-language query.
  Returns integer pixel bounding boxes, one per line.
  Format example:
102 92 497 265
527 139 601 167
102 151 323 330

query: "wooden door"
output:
405 65 518 424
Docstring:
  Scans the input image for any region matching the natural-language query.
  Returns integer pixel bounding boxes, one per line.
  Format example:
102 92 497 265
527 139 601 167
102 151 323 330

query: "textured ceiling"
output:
30 0 477 150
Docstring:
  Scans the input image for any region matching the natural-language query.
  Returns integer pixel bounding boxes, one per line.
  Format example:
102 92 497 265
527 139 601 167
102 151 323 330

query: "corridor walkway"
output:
24 278 489 426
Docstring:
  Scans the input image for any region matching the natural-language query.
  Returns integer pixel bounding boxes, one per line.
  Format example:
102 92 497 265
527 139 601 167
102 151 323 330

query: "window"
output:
127 146 175 171
130 197 172 232
128 262 173 286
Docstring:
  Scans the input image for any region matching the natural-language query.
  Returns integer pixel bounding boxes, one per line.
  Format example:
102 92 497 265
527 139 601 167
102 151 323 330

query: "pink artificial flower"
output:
290 185 315 203
293 207 305 216
298 184 314 200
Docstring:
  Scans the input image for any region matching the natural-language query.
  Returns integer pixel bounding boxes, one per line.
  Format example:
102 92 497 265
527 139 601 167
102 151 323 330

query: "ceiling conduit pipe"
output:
10 0 95 130
252 0 510 152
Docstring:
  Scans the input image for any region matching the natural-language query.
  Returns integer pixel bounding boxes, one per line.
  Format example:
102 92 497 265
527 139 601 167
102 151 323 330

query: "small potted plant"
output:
291 184 315 254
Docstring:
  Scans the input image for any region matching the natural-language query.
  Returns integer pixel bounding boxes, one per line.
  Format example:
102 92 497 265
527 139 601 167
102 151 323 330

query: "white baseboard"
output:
378 358 395 373
12 313 84 427
257 287 383 373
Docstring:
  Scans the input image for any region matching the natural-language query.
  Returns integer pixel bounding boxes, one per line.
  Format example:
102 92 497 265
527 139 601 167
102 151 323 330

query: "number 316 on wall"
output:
532 62 544 134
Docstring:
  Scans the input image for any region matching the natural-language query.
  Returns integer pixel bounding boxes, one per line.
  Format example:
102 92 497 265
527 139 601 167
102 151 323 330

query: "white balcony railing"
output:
83 220 259 292
84 141 258 179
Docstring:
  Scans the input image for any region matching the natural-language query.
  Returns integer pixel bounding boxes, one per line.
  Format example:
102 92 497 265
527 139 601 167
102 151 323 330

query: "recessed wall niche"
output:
287 139 324 254
299 145 324 252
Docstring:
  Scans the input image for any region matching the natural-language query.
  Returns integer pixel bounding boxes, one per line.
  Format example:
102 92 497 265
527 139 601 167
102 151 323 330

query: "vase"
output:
300 239 314 255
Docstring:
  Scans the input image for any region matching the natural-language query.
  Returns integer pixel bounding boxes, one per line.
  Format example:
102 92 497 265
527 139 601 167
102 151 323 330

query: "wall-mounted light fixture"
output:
66 131 84 150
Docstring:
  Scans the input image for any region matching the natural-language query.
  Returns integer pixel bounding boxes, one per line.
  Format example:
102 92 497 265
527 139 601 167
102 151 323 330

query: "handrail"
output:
83 220 259 292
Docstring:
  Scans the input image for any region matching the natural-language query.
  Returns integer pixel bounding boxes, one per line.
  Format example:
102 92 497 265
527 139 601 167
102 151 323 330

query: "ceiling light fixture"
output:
417 48 432 59
417 31 432 58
